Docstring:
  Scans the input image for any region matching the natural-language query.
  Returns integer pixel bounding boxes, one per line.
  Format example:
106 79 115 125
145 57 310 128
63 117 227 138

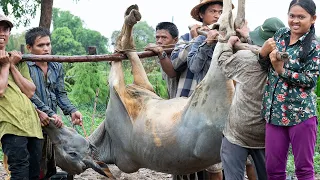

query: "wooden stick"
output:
90 88 100 134
21 48 174 63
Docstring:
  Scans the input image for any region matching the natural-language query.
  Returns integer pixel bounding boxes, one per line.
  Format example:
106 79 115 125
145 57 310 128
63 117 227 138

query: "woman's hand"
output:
270 49 285 75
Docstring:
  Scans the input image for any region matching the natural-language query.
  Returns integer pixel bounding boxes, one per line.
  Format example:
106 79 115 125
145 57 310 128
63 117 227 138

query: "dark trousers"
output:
221 137 267 180
1 134 43 180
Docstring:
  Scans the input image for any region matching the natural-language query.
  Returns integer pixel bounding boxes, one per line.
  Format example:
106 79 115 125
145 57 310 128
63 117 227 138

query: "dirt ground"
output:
0 162 319 180
0 162 172 180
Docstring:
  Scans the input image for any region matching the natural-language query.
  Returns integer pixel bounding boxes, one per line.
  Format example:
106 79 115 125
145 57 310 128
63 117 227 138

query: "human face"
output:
200 4 223 26
288 5 316 38
27 36 51 55
156 29 177 47
0 21 10 50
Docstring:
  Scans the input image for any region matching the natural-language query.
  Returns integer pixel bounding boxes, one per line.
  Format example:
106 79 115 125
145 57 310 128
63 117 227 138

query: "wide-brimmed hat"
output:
249 17 285 46
0 14 13 28
191 0 234 22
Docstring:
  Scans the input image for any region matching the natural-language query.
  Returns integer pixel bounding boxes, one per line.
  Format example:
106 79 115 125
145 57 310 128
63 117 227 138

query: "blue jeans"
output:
1 134 43 180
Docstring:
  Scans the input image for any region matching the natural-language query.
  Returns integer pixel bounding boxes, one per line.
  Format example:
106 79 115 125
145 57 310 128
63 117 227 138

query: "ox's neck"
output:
186 42 234 129
88 121 114 164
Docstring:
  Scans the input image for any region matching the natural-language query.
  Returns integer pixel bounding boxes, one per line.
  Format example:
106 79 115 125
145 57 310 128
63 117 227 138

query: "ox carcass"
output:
44 0 246 177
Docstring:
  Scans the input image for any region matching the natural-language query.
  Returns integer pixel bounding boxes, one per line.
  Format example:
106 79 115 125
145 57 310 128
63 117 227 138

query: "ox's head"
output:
43 120 111 177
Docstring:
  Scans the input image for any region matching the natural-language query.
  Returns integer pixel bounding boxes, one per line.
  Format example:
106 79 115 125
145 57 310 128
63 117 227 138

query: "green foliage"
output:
68 62 109 105
111 21 155 51
74 28 109 54
52 8 110 55
0 0 40 27
133 21 155 51
6 32 26 52
52 8 83 35
51 27 86 55
148 71 168 99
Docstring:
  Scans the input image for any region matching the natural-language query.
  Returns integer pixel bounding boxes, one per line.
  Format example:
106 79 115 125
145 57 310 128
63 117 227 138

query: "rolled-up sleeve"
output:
171 35 192 73
187 35 215 73
31 94 56 116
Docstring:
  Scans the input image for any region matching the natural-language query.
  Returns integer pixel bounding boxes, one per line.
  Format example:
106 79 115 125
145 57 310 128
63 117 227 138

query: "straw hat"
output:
190 0 234 22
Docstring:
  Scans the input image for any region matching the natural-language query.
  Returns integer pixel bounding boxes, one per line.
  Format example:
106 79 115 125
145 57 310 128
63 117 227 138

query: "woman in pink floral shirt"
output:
259 0 319 179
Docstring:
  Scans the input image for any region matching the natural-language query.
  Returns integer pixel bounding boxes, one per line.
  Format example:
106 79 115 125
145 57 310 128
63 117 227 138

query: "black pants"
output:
1 134 43 180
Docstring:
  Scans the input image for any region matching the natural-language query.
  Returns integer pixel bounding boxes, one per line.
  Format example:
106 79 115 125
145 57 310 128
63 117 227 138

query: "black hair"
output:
288 0 316 62
199 1 223 22
156 22 179 39
25 27 51 46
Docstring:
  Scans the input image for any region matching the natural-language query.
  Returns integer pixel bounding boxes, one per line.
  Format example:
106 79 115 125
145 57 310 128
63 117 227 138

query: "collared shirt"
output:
187 35 217 83
262 27 320 126
27 62 77 117
218 44 267 148
0 62 43 140
170 33 197 97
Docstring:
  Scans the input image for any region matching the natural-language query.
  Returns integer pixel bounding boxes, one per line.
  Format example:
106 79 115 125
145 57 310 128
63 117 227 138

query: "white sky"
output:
9 0 320 40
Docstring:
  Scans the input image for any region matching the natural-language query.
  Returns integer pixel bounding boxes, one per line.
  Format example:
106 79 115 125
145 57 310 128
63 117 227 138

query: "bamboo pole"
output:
21 48 175 63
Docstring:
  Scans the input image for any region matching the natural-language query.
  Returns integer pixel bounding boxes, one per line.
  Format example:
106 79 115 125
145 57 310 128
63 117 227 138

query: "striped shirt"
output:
27 62 77 117
170 33 197 97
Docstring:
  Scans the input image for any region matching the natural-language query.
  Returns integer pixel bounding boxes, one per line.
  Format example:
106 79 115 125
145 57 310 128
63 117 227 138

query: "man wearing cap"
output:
0 14 43 179
217 17 285 180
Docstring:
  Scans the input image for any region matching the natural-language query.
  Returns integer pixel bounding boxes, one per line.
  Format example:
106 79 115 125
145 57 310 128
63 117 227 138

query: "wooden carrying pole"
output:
21 48 174 63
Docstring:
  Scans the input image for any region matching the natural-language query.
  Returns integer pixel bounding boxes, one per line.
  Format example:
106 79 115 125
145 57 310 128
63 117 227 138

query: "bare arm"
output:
159 56 177 78
0 50 10 96
9 51 36 98
145 43 177 78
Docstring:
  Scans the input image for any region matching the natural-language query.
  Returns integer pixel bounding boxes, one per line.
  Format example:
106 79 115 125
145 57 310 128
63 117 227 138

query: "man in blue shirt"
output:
25 27 83 179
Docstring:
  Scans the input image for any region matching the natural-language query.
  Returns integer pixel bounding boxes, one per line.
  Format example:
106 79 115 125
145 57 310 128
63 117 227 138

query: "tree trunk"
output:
39 0 53 29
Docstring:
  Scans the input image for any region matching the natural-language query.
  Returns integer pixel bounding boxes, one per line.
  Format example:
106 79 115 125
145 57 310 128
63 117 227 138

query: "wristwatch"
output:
158 51 167 60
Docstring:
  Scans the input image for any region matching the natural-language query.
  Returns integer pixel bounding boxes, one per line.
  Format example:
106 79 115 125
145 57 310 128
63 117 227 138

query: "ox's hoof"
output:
125 9 141 26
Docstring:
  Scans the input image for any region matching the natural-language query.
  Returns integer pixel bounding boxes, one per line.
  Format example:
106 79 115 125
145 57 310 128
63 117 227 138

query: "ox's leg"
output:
126 52 154 92
115 5 154 92
217 0 235 42
234 0 246 41
109 61 126 94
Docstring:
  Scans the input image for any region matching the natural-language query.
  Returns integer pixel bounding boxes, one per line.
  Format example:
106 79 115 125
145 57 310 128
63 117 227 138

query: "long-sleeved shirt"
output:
261 27 320 126
187 35 217 83
218 44 267 148
27 61 77 117
170 33 197 97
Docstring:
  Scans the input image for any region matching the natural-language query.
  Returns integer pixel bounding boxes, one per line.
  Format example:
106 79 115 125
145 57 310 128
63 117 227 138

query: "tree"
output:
74 28 109 54
51 27 86 55
53 8 110 54
0 0 40 27
6 32 26 52
39 0 53 29
111 21 155 51
68 62 109 105
52 8 83 35
0 0 79 29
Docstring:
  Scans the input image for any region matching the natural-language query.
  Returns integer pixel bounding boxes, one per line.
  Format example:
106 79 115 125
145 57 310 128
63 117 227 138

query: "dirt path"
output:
0 162 172 180
0 162 319 180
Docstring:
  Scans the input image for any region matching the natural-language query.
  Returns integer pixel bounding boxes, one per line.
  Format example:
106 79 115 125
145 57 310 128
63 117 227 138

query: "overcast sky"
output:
9 0 320 40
